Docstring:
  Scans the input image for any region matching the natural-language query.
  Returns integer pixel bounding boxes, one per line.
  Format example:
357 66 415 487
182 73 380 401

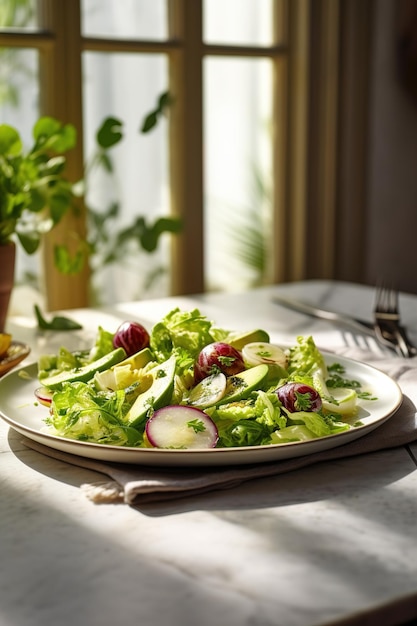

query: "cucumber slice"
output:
40 348 127 390
186 372 227 408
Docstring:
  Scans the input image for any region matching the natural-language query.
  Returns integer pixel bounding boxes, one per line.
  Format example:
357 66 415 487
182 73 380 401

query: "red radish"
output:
276 382 322 413
35 387 54 407
194 342 245 383
145 405 219 449
113 321 150 356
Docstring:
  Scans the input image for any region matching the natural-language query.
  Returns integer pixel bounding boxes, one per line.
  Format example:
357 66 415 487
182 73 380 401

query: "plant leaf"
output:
141 111 158 133
17 230 41 254
0 124 22 155
34 304 83 331
96 117 123 149
54 244 86 275
33 117 76 152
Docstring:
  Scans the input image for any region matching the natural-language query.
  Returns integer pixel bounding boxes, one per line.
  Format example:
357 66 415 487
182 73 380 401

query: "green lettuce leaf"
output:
150 308 217 367
46 381 141 446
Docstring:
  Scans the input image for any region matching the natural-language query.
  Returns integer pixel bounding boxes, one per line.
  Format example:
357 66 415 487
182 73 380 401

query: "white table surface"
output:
1 280 417 626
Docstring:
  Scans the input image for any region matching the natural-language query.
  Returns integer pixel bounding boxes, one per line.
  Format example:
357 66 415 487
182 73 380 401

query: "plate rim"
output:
0 353 403 466
0 340 31 373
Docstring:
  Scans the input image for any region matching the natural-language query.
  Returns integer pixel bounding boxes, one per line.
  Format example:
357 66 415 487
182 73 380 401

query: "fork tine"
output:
384 283 397 314
374 282 399 317
373 282 417 357
391 286 399 314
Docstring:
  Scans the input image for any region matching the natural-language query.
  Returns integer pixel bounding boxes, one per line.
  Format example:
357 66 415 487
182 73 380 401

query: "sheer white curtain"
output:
4 0 275 311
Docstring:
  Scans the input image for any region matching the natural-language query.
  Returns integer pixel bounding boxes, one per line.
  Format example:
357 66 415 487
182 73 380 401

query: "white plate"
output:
0 355 402 467
0 341 31 377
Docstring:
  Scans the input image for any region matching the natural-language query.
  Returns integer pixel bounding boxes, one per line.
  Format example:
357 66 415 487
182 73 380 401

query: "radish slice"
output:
35 387 54 407
145 406 219 449
242 342 287 368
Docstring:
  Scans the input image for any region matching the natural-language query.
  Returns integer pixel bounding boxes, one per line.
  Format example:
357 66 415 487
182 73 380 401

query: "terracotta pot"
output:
0 242 16 332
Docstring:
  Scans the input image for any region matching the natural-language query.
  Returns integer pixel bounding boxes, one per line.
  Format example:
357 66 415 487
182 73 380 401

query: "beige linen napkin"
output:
21 347 417 505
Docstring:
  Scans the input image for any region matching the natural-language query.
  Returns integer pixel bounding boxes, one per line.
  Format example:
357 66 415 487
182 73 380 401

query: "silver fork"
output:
373 284 417 358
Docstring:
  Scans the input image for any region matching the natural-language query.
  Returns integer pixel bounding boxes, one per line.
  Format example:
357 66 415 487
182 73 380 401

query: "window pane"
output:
204 57 273 292
0 47 38 133
0 0 38 29
81 0 167 40
0 47 41 306
203 0 274 46
83 52 171 305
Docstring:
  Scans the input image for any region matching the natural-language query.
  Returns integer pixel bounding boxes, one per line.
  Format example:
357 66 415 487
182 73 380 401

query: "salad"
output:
34 308 376 450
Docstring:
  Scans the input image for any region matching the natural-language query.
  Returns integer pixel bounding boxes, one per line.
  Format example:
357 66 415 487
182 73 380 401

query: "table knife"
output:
271 295 375 335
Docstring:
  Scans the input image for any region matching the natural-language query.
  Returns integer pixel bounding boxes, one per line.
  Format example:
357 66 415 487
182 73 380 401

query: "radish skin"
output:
35 387 53 407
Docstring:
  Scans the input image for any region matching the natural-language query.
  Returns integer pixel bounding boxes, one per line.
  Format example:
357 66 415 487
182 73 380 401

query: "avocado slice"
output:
228 329 270 350
115 347 153 371
94 347 154 392
126 355 176 427
216 364 269 405
40 347 127 390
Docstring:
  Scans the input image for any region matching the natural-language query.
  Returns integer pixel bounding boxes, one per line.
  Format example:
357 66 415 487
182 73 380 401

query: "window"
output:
1 0 354 312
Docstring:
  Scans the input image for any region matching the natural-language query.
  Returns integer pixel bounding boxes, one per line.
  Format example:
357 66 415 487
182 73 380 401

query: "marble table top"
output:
1 280 417 626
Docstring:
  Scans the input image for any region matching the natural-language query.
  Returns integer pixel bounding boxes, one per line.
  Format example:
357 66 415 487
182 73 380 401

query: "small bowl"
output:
0 341 31 377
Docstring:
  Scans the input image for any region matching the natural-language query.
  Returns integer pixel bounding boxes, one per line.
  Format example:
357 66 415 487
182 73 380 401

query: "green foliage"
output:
86 92 182 293
1 90 182 297
0 0 36 108
0 116 77 252
141 91 173 133
34 304 83 330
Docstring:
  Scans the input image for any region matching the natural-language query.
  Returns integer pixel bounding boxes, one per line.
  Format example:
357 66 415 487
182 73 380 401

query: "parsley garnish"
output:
187 419 206 433
256 349 272 358
327 362 377 401
294 390 314 411
218 355 236 366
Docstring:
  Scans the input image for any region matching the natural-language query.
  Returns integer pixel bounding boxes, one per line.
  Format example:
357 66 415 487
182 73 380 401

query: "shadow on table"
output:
7 425 417 522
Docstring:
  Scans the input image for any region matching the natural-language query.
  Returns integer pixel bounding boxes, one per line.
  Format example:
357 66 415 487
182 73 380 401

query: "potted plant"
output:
0 94 182 328
0 116 77 330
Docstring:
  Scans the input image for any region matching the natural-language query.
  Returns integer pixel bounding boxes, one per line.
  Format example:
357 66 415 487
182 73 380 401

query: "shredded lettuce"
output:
287 335 328 377
38 346 90 381
150 308 217 363
88 326 116 361
270 425 317 443
38 326 115 380
217 420 271 447
46 382 142 446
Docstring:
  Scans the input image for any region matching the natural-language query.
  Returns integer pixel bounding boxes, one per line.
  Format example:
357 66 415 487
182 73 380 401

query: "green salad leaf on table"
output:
34 307 376 449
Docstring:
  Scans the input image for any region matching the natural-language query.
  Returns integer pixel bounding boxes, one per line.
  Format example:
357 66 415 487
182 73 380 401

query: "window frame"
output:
0 0 372 309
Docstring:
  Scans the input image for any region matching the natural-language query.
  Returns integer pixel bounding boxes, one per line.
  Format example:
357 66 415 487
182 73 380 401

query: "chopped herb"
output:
218 355 236 366
256 349 272 358
228 376 247 390
323 393 340 406
327 372 361 390
294 390 315 411
357 391 378 401
187 419 206 433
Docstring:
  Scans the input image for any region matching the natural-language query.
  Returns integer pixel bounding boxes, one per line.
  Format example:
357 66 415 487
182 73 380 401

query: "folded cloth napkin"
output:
21 347 417 505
